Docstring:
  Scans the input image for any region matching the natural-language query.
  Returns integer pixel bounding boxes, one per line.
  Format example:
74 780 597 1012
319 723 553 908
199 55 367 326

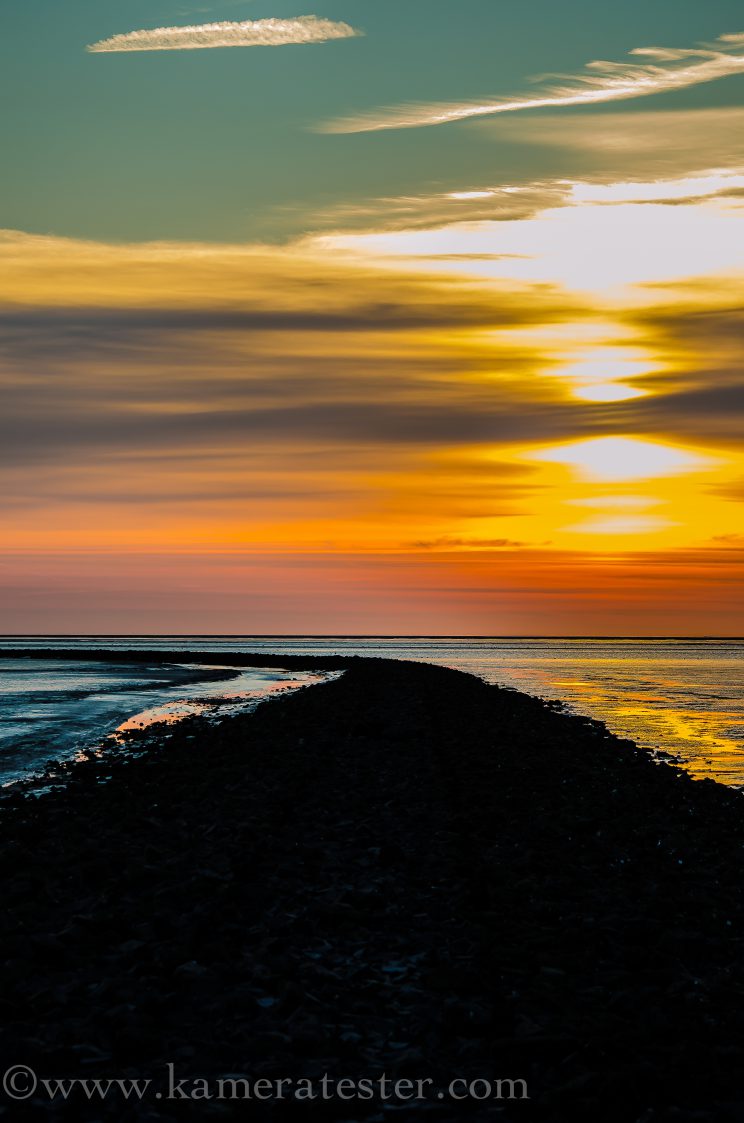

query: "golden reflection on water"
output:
116 699 210 733
113 674 321 737
446 641 744 787
615 703 744 780
534 659 744 785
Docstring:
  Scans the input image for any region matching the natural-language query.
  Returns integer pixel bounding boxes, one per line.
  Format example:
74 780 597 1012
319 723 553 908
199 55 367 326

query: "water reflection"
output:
113 668 333 737
1 638 743 786
0 657 334 784
475 648 744 785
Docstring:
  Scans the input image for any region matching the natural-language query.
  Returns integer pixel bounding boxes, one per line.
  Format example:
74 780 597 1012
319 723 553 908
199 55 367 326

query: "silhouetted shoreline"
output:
2 653 744 1120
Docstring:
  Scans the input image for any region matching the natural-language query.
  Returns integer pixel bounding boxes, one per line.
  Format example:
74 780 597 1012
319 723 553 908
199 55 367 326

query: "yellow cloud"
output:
1 207 742 575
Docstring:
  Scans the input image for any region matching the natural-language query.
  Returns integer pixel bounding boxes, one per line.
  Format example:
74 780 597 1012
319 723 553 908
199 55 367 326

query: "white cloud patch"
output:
87 15 361 53
319 31 744 134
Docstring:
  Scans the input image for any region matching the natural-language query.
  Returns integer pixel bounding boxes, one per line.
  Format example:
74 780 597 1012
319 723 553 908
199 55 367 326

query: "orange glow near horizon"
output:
1 165 743 633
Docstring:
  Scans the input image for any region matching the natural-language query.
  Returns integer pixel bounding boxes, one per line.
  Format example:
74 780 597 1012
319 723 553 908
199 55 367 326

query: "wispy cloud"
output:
319 31 744 134
87 15 361 54
286 181 568 233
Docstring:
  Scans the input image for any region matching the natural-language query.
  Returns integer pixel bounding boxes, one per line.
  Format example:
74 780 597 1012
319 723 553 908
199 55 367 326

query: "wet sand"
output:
2 651 744 1120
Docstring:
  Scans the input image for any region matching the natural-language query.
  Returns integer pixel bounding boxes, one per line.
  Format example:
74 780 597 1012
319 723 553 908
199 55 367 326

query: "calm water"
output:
1 637 743 786
0 652 328 785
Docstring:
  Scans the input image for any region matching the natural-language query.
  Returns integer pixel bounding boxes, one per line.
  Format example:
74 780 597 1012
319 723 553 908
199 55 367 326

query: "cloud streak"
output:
319 31 744 134
87 16 361 54
2 225 743 632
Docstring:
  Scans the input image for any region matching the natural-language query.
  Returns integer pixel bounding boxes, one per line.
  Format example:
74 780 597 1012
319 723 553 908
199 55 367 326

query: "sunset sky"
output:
2 0 743 633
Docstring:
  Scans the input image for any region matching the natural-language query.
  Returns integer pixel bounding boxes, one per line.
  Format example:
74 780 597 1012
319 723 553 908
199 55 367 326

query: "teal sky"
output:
3 0 744 242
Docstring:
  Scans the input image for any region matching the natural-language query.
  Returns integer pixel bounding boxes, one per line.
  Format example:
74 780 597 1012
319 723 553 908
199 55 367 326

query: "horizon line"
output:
1 635 742 642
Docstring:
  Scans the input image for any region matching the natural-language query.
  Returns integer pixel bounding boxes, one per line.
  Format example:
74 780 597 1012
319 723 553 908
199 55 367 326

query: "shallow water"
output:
0 654 326 784
1 637 743 785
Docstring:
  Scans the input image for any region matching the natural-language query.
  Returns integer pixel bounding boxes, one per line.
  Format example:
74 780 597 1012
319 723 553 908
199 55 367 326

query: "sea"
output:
0 637 743 788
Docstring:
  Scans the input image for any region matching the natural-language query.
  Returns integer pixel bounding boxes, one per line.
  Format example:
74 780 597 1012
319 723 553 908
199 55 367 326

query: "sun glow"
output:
530 437 713 483
568 496 659 510
324 189 744 293
545 345 658 401
564 515 674 535
571 383 647 402
3 141 744 626
569 171 744 205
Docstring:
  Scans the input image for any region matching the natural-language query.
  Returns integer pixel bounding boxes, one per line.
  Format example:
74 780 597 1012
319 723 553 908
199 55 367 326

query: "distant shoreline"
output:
3 635 744 640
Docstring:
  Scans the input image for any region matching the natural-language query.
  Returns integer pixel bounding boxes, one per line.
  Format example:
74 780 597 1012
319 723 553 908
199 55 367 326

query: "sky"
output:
1 0 743 634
